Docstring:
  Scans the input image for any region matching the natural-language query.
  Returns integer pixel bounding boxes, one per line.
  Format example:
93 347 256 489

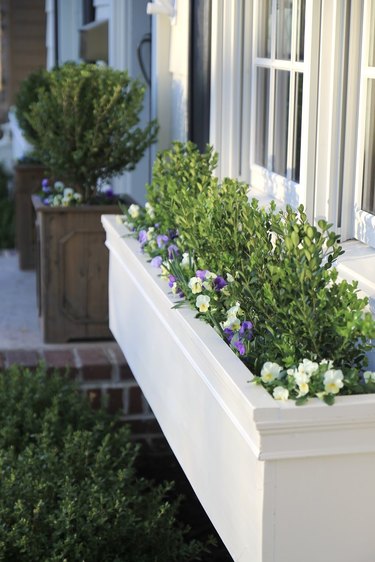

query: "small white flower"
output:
273 386 289 401
323 369 344 395
188 276 203 294
226 273 234 283
63 187 74 199
294 371 311 386
128 204 140 219
61 196 71 207
54 181 64 192
196 294 210 313
320 359 334 369
222 316 241 332
297 382 309 397
226 302 241 318
160 263 170 281
180 252 190 269
146 227 155 241
298 358 319 376
145 202 155 219
52 195 62 206
74 193 82 203
171 282 179 295
364 371 375 384
261 362 283 384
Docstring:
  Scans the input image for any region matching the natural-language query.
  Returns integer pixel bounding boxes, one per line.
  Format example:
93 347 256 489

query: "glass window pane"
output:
362 79 375 215
273 70 290 176
369 1 375 66
255 67 270 167
257 0 272 58
276 0 293 60
291 73 303 182
296 0 306 62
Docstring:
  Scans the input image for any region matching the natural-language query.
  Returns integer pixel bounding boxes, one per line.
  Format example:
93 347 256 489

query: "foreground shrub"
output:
0 365 209 561
122 141 375 404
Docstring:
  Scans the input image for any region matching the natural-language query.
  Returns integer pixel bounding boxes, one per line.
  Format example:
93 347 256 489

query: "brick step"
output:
0 344 163 449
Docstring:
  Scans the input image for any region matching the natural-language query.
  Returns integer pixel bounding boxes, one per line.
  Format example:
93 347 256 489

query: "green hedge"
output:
0 365 210 561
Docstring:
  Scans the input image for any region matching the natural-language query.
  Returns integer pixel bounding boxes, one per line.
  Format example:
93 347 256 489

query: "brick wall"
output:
0 343 165 451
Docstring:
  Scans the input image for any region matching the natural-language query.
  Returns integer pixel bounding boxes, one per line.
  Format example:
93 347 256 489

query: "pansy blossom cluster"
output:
40 179 82 207
256 359 375 405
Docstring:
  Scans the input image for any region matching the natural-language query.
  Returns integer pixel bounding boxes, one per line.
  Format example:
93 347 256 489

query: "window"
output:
353 0 375 247
210 0 375 251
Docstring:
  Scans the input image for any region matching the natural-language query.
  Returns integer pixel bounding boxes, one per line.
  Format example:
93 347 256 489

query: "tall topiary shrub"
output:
24 62 158 202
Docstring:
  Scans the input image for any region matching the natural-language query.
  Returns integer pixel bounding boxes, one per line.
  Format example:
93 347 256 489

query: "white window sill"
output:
337 239 375 316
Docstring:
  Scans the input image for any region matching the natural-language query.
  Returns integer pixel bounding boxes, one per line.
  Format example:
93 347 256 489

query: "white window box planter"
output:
102 215 375 562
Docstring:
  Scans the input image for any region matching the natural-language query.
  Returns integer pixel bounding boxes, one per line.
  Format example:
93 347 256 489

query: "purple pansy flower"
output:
168 228 178 240
41 178 50 194
196 270 208 281
213 276 228 292
233 340 246 356
223 328 234 343
239 320 254 340
167 244 179 259
157 234 169 249
138 230 148 247
150 256 163 268
168 274 176 288
105 187 114 198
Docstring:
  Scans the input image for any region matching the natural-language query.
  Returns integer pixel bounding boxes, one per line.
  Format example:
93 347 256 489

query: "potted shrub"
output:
102 142 375 562
22 61 158 342
13 68 49 269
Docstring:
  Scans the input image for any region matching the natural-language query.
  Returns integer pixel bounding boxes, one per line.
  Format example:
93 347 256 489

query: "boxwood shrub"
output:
0 365 210 561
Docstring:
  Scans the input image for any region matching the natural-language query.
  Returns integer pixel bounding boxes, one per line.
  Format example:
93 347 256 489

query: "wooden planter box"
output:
14 163 45 269
33 196 122 343
102 214 375 562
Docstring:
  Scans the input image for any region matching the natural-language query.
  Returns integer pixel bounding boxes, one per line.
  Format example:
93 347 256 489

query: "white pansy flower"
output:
145 202 155 219
323 369 344 395
74 193 82 203
52 195 62 206
320 359 334 369
273 386 289 401
226 302 241 318
128 204 140 219
54 181 64 192
226 273 234 283
180 252 190 269
364 371 375 383
298 358 319 376
146 227 155 241
196 294 210 313
171 283 179 295
222 316 241 332
294 371 310 387
188 276 203 294
261 362 283 383
160 263 170 281
63 187 74 199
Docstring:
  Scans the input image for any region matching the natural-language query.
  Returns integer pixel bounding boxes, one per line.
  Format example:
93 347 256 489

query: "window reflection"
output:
362 79 375 215
255 68 270 167
276 0 292 60
273 70 290 176
257 0 272 58
292 73 303 182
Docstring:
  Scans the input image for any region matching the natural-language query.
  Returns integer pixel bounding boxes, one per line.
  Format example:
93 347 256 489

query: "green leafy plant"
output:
23 62 158 203
0 365 210 560
121 141 375 405
14 67 50 149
